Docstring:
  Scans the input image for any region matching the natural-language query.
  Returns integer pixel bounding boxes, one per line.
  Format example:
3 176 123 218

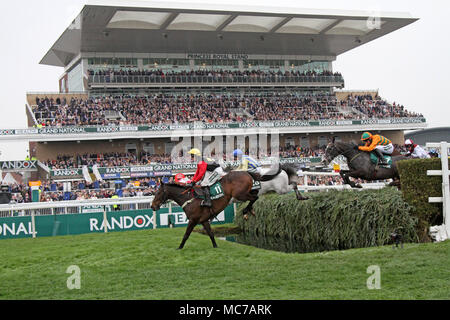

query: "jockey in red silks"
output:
186 148 224 207
404 139 430 159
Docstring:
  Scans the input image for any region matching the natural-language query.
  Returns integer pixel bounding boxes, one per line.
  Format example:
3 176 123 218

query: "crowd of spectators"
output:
41 145 325 170
344 94 423 119
7 176 179 203
32 92 423 127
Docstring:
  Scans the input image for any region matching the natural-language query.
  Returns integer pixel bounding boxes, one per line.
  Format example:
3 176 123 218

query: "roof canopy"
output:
40 1 418 67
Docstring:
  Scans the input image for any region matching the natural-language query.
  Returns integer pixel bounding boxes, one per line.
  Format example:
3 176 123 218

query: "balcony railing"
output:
87 74 345 86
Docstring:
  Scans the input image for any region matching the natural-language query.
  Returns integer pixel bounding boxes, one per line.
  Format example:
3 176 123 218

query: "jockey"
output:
186 148 224 207
233 149 262 174
404 139 430 159
358 132 394 166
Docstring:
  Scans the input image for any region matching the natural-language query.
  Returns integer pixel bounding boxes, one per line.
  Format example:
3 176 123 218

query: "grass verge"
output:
0 227 448 300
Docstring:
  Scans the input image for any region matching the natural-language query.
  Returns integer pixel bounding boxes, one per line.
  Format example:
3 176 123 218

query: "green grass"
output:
0 227 449 300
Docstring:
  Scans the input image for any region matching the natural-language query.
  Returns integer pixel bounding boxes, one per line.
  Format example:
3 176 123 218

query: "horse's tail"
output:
280 164 298 185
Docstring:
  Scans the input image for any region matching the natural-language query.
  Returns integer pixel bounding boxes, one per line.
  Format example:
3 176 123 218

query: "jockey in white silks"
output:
404 139 430 159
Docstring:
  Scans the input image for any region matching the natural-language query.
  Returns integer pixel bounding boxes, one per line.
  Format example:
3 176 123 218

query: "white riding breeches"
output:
248 166 262 175
200 167 225 187
375 143 394 155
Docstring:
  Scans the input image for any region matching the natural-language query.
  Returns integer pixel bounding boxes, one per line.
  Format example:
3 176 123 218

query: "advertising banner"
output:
0 118 427 136
0 204 235 240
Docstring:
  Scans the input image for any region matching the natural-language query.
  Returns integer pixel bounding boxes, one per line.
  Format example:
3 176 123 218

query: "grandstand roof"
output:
40 0 418 67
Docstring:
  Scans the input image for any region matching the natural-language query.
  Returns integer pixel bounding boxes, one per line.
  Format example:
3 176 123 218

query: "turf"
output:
0 226 448 300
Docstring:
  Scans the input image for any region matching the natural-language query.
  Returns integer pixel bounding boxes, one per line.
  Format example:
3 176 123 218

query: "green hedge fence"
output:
235 188 418 252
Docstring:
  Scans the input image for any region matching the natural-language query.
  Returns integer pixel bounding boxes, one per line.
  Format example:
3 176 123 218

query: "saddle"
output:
369 152 392 168
193 180 225 200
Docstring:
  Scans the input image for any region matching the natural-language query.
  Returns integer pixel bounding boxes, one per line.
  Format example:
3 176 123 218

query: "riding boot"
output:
201 187 212 207
374 149 387 165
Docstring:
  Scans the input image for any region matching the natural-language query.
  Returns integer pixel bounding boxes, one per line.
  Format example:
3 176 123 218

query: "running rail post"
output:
427 141 450 240
169 202 173 228
31 210 36 238
102 205 108 233
440 142 450 237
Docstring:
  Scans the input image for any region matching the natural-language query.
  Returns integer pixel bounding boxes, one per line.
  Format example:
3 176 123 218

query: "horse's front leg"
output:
243 198 258 220
202 221 217 248
388 178 401 189
178 219 197 250
346 170 367 188
340 170 362 188
242 191 259 220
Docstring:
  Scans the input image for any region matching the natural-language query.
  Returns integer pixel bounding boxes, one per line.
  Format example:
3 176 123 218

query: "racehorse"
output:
151 171 258 249
240 163 309 216
323 140 407 188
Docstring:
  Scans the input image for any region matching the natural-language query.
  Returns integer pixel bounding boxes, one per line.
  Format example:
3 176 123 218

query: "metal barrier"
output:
88 74 344 85
0 196 155 217
298 171 389 192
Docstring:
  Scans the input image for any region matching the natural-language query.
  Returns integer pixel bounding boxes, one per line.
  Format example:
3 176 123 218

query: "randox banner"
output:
0 118 427 136
0 204 236 240
0 160 38 172
49 157 322 178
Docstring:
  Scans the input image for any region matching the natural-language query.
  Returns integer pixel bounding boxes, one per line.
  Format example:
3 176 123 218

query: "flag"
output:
92 164 103 181
82 165 93 183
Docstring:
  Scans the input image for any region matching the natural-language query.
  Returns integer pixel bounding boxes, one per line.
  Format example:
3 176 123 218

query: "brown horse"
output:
151 171 258 249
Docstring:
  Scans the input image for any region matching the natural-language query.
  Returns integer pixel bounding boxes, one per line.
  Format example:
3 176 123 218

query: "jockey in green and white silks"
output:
233 149 262 174
187 148 225 207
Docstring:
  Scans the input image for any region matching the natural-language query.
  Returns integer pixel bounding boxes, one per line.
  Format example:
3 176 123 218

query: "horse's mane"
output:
162 182 188 189
335 141 358 148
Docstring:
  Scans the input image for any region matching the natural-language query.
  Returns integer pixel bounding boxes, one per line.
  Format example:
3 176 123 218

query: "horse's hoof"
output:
243 214 249 220
251 209 255 216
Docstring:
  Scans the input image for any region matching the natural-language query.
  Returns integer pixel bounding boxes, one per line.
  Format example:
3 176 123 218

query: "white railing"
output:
298 171 389 192
426 142 449 242
0 196 155 216
26 103 39 126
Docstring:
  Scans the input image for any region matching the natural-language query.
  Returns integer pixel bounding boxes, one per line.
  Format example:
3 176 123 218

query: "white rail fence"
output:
0 196 155 217
298 171 389 191
426 142 450 242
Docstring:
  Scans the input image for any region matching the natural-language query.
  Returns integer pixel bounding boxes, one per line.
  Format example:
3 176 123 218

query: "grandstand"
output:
0 2 426 202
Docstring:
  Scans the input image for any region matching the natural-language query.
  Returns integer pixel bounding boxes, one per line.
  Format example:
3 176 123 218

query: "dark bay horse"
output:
323 141 407 188
151 171 258 249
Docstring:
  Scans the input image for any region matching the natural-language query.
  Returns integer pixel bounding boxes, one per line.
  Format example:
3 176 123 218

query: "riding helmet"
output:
361 132 372 141
233 149 243 156
188 148 201 156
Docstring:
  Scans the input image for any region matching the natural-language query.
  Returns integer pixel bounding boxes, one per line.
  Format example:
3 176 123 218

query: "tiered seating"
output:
32 92 423 127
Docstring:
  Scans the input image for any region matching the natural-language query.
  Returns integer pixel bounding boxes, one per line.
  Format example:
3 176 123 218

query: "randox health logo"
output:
89 214 154 231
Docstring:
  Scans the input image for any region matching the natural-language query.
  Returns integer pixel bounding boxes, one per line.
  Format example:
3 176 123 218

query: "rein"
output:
331 144 362 165
348 151 362 164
